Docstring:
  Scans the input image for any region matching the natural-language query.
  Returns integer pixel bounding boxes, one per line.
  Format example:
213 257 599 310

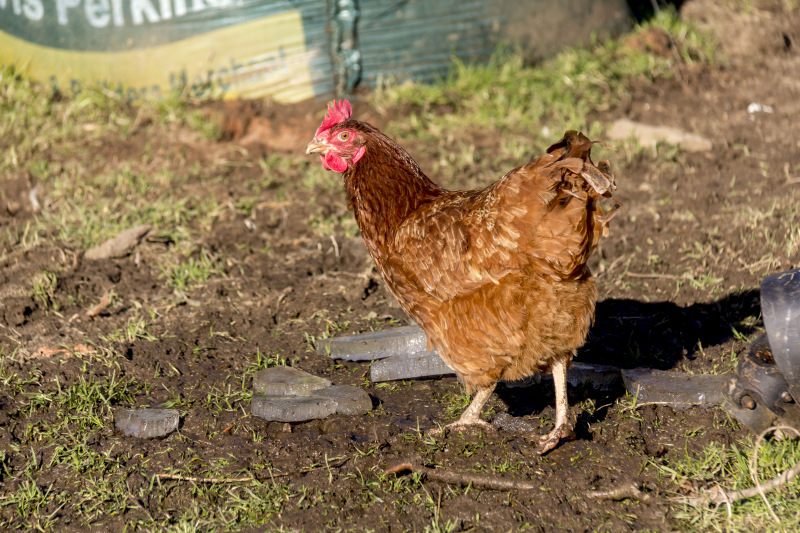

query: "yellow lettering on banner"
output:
0 10 316 103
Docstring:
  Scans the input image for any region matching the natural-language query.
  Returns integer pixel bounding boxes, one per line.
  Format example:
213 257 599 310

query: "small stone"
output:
85 225 152 260
608 118 712 152
318 385 373 415
622 368 726 409
317 325 428 360
253 366 331 396
370 350 454 382
115 408 179 438
251 394 337 422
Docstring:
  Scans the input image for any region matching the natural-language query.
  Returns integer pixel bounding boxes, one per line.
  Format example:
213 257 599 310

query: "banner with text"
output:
0 0 325 102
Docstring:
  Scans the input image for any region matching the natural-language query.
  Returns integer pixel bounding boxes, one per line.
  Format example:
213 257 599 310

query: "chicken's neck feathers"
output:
344 126 444 248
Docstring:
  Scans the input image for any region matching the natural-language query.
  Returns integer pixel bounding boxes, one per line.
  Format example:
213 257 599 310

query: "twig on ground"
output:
750 426 798 523
156 473 254 483
86 290 112 319
628 401 716 408
156 457 350 484
624 272 684 280
385 459 540 490
587 481 652 502
674 425 800 515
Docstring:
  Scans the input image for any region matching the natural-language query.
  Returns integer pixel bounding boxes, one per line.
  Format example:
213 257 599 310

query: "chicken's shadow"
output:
496 289 761 420
586 289 761 369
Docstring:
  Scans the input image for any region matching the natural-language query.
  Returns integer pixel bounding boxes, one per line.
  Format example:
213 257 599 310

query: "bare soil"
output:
1 0 799 531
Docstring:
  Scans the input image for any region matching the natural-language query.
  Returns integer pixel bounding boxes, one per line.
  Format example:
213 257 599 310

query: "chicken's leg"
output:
537 358 575 455
431 384 495 434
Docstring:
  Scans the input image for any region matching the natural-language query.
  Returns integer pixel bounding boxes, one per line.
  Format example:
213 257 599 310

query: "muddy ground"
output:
1 0 800 531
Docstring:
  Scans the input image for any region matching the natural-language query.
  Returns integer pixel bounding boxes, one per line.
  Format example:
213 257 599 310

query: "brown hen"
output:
306 100 619 454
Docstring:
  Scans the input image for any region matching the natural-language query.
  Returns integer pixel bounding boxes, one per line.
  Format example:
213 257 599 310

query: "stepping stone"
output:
502 362 622 391
318 385 373 415
253 366 331 396
251 394 338 422
622 368 726 409
370 350 454 382
325 327 622 390
115 408 180 438
317 325 428 361
567 362 622 390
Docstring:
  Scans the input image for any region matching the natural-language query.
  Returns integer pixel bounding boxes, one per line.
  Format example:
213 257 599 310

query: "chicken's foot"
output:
537 358 576 455
430 385 495 434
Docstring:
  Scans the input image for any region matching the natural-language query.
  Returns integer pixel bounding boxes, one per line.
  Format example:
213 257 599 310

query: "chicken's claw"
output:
536 424 576 455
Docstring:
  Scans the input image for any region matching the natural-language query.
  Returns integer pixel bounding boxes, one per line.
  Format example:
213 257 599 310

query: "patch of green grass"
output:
100 316 159 344
307 212 360 238
42 164 214 251
372 9 716 151
0 476 69 531
31 268 58 313
241 349 287 390
16 372 139 448
655 436 800 531
160 248 222 294
1 66 226 262
438 390 471 421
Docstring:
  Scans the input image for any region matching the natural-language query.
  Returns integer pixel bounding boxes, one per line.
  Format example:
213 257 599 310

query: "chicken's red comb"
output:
315 99 352 137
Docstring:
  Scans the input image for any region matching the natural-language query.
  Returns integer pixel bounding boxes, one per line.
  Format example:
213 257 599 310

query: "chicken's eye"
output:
338 131 350 141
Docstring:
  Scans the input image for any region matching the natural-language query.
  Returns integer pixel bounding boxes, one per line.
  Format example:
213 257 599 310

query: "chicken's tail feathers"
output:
538 131 623 238
546 131 617 196
546 130 614 158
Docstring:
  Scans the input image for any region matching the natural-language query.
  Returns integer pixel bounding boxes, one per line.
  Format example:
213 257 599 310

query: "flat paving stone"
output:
251 394 338 422
622 368 726 409
317 385 373 415
324 328 622 390
370 350 454 382
253 366 331 396
115 408 179 438
566 362 622 390
317 325 428 360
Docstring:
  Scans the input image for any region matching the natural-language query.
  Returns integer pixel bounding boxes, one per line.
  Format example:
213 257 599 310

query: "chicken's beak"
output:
305 138 328 155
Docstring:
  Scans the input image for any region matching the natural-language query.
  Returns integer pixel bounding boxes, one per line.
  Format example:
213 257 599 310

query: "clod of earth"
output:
622 368 727 409
114 408 180 438
84 224 152 260
608 118 713 152
253 366 332 395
